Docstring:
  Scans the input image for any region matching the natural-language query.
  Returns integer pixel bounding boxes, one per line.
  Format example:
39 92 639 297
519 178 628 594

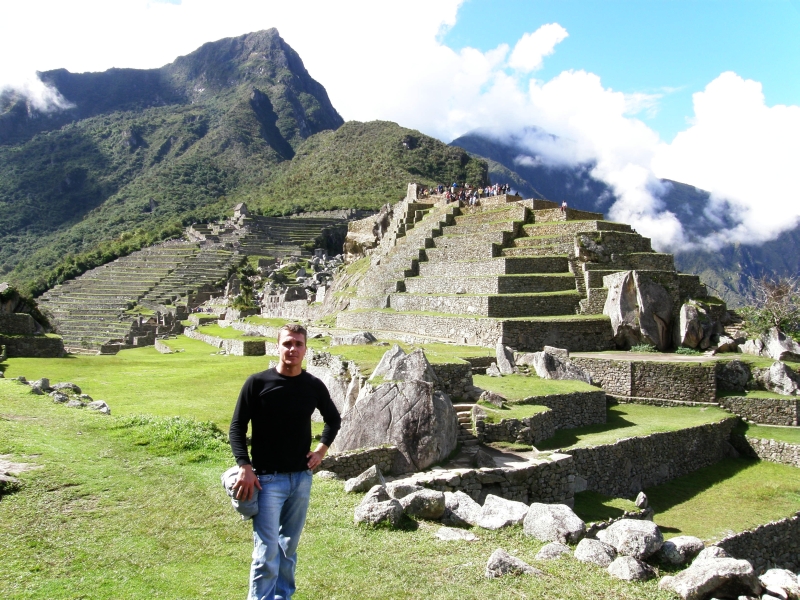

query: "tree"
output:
740 275 800 337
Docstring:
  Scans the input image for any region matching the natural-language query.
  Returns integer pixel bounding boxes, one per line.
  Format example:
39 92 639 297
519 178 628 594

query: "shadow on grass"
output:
572 490 632 522
536 408 637 450
645 457 759 513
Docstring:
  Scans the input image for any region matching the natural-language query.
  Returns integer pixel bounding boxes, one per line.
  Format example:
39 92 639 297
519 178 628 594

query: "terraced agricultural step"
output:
523 220 632 237
402 274 576 295
454 205 529 225
501 245 572 258
418 256 570 278
424 245 500 263
445 220 523 236
389 291 582 318
532 207 604 223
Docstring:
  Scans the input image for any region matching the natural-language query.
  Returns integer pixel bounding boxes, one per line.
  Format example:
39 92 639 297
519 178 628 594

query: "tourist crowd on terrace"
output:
416 182 516 206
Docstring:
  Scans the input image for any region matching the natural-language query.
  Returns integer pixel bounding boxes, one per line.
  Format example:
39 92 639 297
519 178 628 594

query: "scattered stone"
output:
331 331 377 346
477 494 529 530
32 378 51 391
574 538 617 567
442 490 481 527
314 470 339 479
535 542 572 560
65 399 85 409
344 465 386 493
50 391 69 403
635 492 648 509
759 568 800 600
607 555 656 581
766 327 800 362
354 498 404 528
400 489 446 520
658 557 761 600
485 548 542 578
86 400 110 415
15 376 28 384
523 502 586 544
479 390 505 407
716 360 751 392
435 527 478 542
657 536 704 565
543 346 569 360
761 361 800 396
359 484 390 506
472 448 496 468
385 480 423 499
713 334 738 354
495 342 516 375
485 363 502 377
52 382 81 394
29 385 44 395
597 518 663 560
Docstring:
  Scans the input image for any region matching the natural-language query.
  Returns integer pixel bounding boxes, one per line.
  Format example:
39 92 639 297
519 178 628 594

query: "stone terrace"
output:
337 193 700 352
37 243 237 353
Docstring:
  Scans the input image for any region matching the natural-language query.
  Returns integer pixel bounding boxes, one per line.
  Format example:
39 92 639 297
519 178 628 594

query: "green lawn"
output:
717 389 793 399
196 323 273 342
536 404 732 450
0 379 676 600
736 421 800 445
647 458 800 543
478 401 548 423
1 336 271 426
473 373 599 400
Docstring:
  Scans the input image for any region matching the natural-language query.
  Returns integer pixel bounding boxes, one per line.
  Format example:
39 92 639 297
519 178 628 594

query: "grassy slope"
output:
473 373 599 399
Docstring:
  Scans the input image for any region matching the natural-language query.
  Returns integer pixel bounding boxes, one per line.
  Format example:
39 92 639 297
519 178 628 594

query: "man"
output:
229 323 341 600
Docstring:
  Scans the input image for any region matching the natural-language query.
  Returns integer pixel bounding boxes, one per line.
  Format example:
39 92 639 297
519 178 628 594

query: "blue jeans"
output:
249 470 313 600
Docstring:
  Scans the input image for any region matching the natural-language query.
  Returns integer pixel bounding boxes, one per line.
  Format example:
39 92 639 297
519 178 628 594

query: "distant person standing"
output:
229 323 341 600
561 200 568 214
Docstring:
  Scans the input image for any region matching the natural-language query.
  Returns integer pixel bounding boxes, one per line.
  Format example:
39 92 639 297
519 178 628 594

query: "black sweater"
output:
229 368 341 473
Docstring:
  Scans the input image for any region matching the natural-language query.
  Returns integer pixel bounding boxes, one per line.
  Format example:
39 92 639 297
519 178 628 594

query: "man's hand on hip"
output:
232 464 262 501
306 443 329 470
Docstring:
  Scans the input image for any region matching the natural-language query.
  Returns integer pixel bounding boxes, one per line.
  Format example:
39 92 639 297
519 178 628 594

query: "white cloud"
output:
1 2 798 254
508 23 568 72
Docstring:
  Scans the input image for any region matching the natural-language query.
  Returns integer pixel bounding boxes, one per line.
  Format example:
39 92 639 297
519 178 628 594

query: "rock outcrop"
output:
604 271 673 350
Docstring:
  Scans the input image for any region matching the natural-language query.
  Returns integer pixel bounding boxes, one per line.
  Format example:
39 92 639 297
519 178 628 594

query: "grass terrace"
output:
477 401 549 423
536 404 732 451
195 323 273 342
735 421 800 445
473 373 599 400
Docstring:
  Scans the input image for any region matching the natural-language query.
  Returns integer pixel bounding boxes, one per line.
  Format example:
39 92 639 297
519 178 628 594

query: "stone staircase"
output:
338 194 704 351
453 402 479 447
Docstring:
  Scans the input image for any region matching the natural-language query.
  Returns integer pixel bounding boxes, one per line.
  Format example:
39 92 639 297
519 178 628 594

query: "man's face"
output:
278 330 307 368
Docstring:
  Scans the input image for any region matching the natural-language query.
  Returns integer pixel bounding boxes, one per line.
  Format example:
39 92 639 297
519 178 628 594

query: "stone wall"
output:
729 434 800 468
319 445 402 479
401 452 575 505
219 320 282 339
183 328 271 356
154 339 173 354
430 362 474 400
0 335 65 358
261 298 320 320
571 357 717 402
718 396 799 426
516 391 607 430
566 417 739 498
475 409 556 445
501 318 614 353
389 292 581 318
0 314 38 335
715 512 800 574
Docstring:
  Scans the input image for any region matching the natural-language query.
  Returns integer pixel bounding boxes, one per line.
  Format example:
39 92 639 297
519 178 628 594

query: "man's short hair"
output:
277 323 307 343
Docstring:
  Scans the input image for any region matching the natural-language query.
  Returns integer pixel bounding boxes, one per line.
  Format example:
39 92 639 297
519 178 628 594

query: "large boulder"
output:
535 542 572 560
331 331 377 346
381 348 440 385
716 360 751 393
574 538 617 567
759 569 800 600
657 535 705 565
527 350 592 384
495 342 516 375
399 489 445 520
604 271 673 350
607 556 656 581
477 494 529 530
523 503 586 544
760 361 800 396
485 549 542 578
385 480 423 499
742 338 765 357
354 498 404 528
370 344 407 381
678 302 705 349
597 519 663 560
332 380 458 473
442 491 481 527
658 556 761 600
766 327 800 362
344 465 385 493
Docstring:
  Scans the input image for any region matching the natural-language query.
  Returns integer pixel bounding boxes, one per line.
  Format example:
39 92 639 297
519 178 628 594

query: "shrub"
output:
630 343 658 353
675 347 702 355
114 415 228 461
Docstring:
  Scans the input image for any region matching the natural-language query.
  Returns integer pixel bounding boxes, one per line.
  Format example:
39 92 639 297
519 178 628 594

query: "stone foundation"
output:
718 396 799 426
319 446 402 479
729 434 800 468
183 328 273 356
0 335 65 358
0 314 39 335
514 391 607 430
476 410 556 445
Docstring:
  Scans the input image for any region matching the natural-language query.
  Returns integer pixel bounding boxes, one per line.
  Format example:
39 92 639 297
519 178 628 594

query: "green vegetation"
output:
629 344 658 353
675 347 702 356
536 404 731 450
647 458 800 542
717 388 792 400
243 315 292 328
196 323 273 342
478 401 548 423
473 373 598 400
735 421 800 445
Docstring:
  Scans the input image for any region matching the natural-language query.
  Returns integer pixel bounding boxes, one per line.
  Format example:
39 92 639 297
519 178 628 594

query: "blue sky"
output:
443 0 800 142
